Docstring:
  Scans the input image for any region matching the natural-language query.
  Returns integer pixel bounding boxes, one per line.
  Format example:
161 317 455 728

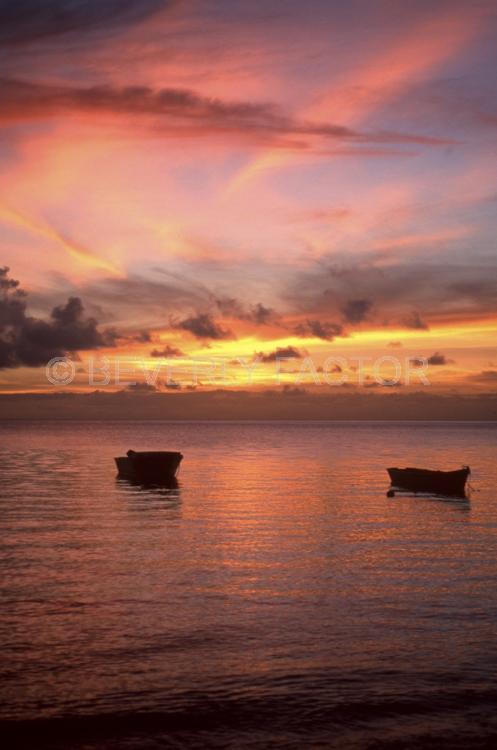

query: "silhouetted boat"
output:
115 450 183 484
387 466 470 498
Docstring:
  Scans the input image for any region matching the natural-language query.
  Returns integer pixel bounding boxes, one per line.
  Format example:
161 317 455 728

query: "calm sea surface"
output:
1 421 497 749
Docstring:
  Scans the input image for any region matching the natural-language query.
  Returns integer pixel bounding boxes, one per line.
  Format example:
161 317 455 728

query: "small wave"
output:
3 681 497 749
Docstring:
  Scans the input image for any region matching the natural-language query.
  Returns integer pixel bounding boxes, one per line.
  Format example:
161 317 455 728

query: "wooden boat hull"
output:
115 450 183 484
387 466 470 498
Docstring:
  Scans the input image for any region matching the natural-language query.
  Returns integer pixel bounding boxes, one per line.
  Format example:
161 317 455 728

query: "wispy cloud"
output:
0 78 455 151
0 204 120 275
226 4 482 191
0 0 169 46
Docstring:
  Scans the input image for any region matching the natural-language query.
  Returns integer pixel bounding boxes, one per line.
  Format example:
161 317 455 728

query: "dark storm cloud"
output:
0 266 117 368
150 344 184 357
0 77 452 147
30 273 240 341
427 352 453 366
403 311 430 330
341 298 373 324
215 297 244 318
294 319 344 341
216 297 277 325
284 250 497 330
175 313 233 340
257 345 302 363
0 0 168 46
249 302 276 325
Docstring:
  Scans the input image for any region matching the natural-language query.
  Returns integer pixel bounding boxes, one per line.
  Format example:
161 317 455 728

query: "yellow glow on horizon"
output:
345 321 497 347
106 318 497 370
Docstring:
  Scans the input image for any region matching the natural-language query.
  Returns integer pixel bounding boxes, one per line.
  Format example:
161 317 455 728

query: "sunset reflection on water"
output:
1 421 497 749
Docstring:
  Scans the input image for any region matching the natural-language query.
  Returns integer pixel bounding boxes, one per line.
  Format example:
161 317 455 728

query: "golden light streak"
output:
0 204 121 276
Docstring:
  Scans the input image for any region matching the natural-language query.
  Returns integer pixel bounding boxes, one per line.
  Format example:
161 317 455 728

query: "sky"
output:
1 0 497 410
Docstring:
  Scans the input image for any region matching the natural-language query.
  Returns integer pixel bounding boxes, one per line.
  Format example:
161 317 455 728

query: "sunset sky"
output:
1 0 497 402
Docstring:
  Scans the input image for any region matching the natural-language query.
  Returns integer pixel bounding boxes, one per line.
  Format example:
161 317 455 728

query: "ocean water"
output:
1 421 497 749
